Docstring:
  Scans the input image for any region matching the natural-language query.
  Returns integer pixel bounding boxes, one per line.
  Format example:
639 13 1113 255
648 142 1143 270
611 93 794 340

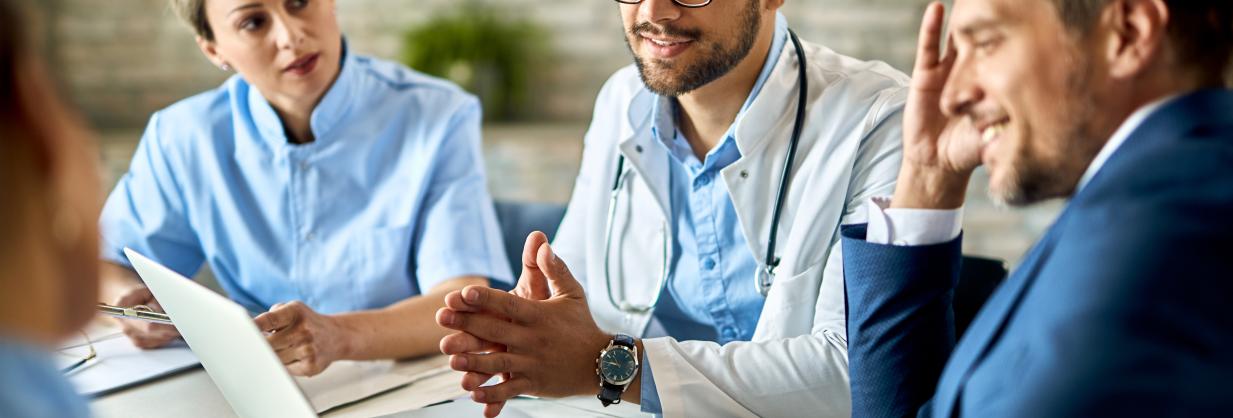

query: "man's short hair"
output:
1052 0 1233 84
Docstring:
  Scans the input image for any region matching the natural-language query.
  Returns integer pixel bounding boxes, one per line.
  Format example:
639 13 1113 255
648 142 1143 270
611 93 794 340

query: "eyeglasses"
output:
614 0 713 8
57 330 124 374
58 331 98 374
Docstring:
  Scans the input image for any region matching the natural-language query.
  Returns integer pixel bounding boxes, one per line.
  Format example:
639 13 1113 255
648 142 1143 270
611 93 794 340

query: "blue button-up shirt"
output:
640 13 789 413
100 44 513 315
0 337 90 418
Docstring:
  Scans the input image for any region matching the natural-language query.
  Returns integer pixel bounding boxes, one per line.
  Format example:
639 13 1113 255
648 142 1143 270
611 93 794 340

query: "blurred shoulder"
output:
350 54 479 112
801 41 909 91
800 40 910 122
141 76 243 152
154 77 237 131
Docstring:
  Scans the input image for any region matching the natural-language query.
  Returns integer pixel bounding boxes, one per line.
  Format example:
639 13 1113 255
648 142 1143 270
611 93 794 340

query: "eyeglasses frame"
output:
614 0 713 9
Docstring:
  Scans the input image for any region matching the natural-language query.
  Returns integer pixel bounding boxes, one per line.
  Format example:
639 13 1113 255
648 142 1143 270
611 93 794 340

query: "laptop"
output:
125 248 414 417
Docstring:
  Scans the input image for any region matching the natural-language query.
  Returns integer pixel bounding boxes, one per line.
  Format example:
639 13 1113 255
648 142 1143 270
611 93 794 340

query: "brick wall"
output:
40 0 931 129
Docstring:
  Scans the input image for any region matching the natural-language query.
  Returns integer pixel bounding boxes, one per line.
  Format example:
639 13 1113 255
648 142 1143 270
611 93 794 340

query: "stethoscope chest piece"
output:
755 264 775 297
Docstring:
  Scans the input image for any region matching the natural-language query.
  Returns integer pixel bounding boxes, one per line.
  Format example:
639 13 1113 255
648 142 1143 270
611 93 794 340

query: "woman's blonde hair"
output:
170 0 214 40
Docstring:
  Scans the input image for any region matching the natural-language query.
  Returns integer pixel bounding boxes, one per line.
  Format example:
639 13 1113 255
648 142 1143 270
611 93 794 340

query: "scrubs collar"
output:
250 37 357 147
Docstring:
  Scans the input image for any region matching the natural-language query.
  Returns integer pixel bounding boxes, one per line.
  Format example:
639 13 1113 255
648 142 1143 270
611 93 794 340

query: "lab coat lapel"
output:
606 89 673 334
723 35 801 274
617 90 673 228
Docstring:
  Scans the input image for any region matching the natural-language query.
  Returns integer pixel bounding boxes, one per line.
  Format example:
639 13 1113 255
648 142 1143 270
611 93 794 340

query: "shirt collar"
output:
649 12 789 170
1074 93 1182 192
250 38 357 147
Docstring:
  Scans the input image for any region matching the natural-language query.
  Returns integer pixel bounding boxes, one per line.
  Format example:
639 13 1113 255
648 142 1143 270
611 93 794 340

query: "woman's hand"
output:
114 287 181 349
255 301 353 377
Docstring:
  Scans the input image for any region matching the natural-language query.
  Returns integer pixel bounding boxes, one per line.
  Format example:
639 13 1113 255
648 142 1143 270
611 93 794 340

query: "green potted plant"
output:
401 1 548 121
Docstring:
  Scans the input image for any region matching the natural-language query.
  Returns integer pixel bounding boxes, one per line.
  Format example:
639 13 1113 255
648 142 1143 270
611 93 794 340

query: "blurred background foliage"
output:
400 1 549 121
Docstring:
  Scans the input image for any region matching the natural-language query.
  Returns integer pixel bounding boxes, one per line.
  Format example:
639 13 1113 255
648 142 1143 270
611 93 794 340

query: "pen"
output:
97 303 174 324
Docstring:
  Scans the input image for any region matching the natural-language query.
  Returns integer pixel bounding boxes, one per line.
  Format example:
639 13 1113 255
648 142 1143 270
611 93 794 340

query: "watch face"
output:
599 347 638 384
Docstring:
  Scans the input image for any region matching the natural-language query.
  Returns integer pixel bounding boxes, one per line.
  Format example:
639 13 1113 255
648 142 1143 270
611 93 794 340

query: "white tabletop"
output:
90 356 650 418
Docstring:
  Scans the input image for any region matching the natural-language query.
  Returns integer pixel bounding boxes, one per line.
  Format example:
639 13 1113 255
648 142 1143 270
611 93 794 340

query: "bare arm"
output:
100 261 142 302
334 275 489 360
256 275 490 376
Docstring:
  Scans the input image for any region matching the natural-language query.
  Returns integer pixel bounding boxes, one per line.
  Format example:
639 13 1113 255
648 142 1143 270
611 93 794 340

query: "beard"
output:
989 57 1105 207
624 0 762 97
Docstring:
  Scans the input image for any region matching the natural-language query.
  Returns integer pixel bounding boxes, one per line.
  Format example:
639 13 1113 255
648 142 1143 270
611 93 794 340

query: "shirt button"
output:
304 232 316 241
299 161 309 171
703 258 716 270
722 327 738 340
695 175 711 188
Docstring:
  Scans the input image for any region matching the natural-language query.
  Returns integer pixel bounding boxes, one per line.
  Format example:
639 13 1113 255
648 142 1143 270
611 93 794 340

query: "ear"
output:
195 35 227 69
1102 0 1169 80
766 0 785 13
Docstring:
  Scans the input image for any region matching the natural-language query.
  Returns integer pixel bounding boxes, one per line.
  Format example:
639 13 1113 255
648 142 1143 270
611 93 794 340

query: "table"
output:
90 356 650 418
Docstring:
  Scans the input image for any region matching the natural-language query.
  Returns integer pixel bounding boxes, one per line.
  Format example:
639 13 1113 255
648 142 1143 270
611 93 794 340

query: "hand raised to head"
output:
895 1 983 209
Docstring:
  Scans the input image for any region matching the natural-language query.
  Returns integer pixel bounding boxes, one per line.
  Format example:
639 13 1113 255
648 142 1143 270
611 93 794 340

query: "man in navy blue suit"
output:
842 0 1233 417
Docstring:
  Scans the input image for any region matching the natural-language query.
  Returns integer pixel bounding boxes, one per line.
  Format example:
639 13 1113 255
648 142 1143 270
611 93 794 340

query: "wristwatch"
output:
595 334 639 407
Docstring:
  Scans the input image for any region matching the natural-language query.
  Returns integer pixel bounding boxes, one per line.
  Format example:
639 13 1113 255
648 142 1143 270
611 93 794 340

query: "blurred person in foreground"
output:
98 0 513 376
842 1 1233 417
0 0 102 416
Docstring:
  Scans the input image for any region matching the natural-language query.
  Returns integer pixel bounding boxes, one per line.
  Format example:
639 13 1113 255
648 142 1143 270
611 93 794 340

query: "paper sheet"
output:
321 357 468 418
297 360 420 413
56 321 200 397
377 399 535 418
62 320 461 413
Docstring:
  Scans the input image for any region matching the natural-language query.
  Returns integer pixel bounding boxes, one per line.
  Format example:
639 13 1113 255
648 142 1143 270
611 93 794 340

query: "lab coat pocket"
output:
345 225 416 311
754 262 824 340
774 261 825 304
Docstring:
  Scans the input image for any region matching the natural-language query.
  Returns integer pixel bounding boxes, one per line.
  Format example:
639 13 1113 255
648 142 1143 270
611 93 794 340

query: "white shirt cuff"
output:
865 197 963 246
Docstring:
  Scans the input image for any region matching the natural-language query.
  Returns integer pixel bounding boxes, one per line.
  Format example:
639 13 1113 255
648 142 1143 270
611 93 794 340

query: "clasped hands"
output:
437 231 616 417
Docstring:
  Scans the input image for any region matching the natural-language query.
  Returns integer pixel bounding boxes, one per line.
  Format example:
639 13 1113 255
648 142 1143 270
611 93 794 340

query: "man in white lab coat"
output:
437 0 907 416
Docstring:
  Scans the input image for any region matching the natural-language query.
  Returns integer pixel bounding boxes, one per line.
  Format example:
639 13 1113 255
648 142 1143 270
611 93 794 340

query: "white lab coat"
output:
552 39 908 417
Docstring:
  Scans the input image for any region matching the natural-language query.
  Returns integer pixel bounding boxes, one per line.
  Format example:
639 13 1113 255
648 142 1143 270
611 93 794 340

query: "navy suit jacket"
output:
842 89 1233 418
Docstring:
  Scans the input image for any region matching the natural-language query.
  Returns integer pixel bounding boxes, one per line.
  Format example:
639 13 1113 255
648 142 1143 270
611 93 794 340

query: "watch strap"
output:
611 334 636 349
598 384 624 407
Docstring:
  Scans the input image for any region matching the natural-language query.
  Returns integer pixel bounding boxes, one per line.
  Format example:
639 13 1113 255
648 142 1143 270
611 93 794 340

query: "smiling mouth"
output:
644 35 691 47
980 119 1011 144
639 34 695 59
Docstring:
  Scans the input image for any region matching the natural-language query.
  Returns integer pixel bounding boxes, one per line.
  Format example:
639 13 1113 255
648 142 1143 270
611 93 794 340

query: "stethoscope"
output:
603 30 809 314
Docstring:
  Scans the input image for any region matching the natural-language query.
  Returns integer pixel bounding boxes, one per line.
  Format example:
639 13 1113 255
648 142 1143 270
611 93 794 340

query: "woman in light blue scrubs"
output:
99 0 513 376
1 1 98 414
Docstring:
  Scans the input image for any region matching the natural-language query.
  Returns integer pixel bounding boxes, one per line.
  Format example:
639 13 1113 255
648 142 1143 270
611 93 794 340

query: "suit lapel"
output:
934 89 1233 417
933 209 1070 417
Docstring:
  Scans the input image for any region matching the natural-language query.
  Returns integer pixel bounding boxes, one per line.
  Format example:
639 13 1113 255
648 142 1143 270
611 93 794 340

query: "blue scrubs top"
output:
100 43 513 314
